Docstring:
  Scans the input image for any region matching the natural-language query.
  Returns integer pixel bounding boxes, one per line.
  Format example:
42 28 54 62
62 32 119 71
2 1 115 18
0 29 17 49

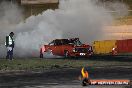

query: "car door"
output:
48 40 57 55
54 40 62 56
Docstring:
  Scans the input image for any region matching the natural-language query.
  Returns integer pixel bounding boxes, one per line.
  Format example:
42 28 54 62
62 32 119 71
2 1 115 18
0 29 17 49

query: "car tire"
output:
64 50 69 58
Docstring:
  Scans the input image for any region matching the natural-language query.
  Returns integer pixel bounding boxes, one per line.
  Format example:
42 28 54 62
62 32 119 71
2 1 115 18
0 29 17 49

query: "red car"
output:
40 38 93 58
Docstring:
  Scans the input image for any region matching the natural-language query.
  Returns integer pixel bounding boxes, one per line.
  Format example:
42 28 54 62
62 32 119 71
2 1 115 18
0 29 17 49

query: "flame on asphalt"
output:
81 67 89 79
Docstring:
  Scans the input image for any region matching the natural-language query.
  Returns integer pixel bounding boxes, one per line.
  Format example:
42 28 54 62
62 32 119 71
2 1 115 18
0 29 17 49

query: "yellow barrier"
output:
93 40 117 54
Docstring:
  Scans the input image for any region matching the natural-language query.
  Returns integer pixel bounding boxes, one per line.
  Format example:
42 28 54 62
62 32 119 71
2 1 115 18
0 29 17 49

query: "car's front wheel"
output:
64 50 69 58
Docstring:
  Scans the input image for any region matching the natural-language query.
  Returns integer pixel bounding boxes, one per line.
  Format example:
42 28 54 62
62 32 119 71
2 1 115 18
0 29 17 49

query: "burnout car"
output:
40 38 93 58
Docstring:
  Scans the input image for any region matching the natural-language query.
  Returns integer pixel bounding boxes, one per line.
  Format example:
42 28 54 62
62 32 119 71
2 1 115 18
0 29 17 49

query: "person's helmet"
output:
10 32 14 35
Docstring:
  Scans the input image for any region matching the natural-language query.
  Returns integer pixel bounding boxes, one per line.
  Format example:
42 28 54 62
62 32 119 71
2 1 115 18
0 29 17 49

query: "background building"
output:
1 0 132 24
21 0 59 18
1 0 59 18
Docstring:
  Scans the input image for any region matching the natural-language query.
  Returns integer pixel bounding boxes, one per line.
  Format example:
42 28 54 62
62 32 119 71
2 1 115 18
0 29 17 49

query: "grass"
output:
0 57 132 72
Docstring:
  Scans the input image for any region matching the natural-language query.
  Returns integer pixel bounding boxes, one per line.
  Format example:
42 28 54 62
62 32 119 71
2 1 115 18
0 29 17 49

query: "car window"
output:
75 40 82 46
70 38 82 45
61 39 70 45
54 40 62 45
49 41 54 46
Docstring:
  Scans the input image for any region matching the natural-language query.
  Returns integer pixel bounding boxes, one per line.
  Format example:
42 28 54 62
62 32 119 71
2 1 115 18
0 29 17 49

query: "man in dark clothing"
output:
5 32 15 60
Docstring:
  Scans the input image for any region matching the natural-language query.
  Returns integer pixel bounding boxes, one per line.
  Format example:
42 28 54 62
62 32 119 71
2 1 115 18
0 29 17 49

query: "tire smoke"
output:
0 0 128 58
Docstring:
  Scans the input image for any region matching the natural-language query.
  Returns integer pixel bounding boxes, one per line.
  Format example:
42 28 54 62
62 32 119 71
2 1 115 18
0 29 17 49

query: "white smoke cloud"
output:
0 1 23 42
0 0 129 58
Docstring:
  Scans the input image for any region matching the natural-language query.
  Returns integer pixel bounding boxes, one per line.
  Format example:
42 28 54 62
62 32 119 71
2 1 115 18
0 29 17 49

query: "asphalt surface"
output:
0 67 131 88
0 57 132 88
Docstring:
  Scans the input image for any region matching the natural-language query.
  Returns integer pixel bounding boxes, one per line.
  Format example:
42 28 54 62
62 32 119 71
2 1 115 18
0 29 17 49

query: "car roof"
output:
54 38 79 41
54 39 69 41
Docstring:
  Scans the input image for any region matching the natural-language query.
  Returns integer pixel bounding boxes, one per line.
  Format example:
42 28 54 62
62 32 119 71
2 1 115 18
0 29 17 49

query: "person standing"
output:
5 32 15 60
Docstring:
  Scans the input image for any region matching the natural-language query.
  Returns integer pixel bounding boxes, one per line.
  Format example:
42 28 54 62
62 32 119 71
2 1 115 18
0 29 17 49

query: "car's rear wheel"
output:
40 53 43 58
